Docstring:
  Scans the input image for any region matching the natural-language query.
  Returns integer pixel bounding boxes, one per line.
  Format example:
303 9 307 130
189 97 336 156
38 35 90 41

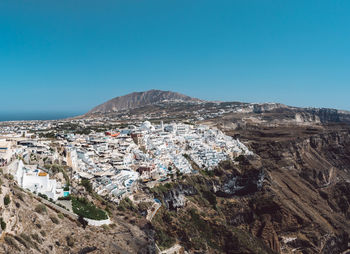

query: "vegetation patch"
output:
5 235 21 251
150 182 177 198
155 228 176 250
202 190 217 208
57 213 65 219
35 204 47 214
72 196 108 220
44 164 70 185
80 179 93 193
19 233 39 250
15 191 24 202
38 193 48 200
0 217 6 230
14 235 29 249
4 194 11 205
117 197 137 212
4 173 14 180
50 215 59 224
200 169 215 177
31 233 43 244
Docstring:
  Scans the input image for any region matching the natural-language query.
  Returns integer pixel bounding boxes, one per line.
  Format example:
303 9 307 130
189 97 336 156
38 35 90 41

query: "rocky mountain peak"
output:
88 89 203 114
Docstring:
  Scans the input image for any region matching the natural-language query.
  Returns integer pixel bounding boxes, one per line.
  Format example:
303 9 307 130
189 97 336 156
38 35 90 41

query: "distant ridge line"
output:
87 89 203 114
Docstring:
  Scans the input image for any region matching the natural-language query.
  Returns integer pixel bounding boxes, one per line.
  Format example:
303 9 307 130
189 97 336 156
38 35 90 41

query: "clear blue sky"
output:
1 0 349 114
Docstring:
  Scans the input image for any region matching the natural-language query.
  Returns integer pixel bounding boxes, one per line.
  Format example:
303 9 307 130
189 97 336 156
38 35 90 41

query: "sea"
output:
0 112 82 122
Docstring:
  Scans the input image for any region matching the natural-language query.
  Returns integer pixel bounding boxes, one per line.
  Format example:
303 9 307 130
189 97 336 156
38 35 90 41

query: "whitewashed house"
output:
11 160 63 201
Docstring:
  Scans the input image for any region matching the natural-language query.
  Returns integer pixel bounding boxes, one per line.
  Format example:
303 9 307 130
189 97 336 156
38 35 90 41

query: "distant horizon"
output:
1 87 350 122
0 111 83 122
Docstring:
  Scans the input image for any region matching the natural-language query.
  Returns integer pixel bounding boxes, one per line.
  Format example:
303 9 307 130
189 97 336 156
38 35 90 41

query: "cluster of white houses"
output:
0 121 253 204
62 121 252 203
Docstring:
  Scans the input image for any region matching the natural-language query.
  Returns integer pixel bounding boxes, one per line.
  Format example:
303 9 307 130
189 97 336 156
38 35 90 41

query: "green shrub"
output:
80 179 93 193
38 193 48 200
56 203 69 210
57 213 64 219
0 218 6 230
35 204 47 214
80 179 92 193
4 174 14 180
201 169 214 177
31 233 42 244
118 197 137 212
19 233 37 249
4 194 11 205
50 215 59 224
16 191 24 201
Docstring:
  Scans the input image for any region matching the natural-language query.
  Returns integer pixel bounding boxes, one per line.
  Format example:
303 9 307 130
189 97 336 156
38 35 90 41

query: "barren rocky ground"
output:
0 175 153 254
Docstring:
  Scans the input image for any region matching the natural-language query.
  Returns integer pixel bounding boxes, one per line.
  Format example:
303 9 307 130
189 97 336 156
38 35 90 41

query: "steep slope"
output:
141 123 350 254
0 173 153 254
241 124 350 253
87 89 202 114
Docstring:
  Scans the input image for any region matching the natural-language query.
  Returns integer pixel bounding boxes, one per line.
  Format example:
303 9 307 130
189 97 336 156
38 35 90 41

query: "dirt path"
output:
146 203 161 221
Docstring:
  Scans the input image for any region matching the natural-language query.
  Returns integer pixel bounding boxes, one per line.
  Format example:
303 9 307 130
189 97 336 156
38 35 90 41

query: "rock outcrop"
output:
215 168 265 197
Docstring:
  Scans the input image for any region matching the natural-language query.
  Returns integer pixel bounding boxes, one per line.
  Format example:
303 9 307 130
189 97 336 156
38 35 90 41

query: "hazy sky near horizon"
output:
1 0 350 113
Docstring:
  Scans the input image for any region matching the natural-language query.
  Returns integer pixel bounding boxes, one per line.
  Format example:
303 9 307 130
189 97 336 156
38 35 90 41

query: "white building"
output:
10 160 63 201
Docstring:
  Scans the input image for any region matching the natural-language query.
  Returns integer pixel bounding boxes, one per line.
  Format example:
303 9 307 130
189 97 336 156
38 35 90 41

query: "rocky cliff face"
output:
150 167 277 254
237 124 350 253
149 123 350 254
162 184 197 211
216 104 350 132
215 162 265 197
